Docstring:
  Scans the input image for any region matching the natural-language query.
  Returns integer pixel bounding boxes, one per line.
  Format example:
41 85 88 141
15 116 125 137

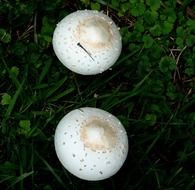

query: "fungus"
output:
52 10 122 75
54 107 128 181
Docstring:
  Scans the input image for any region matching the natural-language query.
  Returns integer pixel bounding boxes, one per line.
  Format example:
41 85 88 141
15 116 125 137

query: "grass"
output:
0 0 195 189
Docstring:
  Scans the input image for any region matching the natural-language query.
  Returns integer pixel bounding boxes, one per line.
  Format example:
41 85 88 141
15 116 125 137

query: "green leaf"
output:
1 93 12 105
130 3 145 16
111 0 119 7
134 19 144 32
186 35 195 47
144 114 157 126
41 16 55 36
176 26 185 37
11 42 27 56
80 0 90 5
150 104 162 114
144 10 158 25
143 35 154 48
146 0 160 10
10 66 19 77
19 120 31 129
166 83 178 100
159 56 176 72
150 79 164 93
149 44 163 59
42 35 52 42
187 19 195 31
128 43 137 52
176 37 184 48
0 28 11 43
167 11 176 23
121 27 132 44
162 21 174 35
150 23 161 36
90 2 100 11
29 52 41 65
186 58 193 65
137 55 151 76
121 2 130 13
17 120 31 136
185 67 195 77
188 112 195 124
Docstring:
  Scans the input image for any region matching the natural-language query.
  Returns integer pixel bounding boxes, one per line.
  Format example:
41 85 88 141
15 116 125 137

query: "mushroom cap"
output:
52 10 122 75
54 107 128 181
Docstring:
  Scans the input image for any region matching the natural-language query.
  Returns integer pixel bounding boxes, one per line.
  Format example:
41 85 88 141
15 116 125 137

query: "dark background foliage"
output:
0 0 195 189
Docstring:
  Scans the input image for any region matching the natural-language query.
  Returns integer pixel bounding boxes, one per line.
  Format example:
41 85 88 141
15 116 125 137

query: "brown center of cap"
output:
75 16 113 50
80 117 117 151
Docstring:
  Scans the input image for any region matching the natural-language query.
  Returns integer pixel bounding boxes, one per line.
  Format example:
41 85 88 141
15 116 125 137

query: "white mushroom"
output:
54 107 128 181
52 10 122 75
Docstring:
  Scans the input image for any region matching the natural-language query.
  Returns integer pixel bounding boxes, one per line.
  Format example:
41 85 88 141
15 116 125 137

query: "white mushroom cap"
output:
52 10 122 75
54 107 128 181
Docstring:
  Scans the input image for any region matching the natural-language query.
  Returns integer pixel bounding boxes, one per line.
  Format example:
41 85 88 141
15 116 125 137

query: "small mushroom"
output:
54 107 128 181
52 10 122 75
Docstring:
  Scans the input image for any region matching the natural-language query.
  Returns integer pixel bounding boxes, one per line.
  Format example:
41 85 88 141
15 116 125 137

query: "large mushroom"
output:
54 107 128 181
52 10 122 75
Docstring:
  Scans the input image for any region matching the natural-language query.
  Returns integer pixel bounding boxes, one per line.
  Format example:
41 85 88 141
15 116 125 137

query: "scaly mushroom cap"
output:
54 107 128 181
52 10 122 75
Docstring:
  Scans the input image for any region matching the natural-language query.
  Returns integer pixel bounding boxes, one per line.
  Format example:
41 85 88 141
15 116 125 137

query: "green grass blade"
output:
6 171 34 190
38 59 52 83
2 58 20 89
102 71 153 110
0 175 15 183
114 48 141 66
35 151 70 190
48 87 75 102
1 80 25 134
45 76 68 98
